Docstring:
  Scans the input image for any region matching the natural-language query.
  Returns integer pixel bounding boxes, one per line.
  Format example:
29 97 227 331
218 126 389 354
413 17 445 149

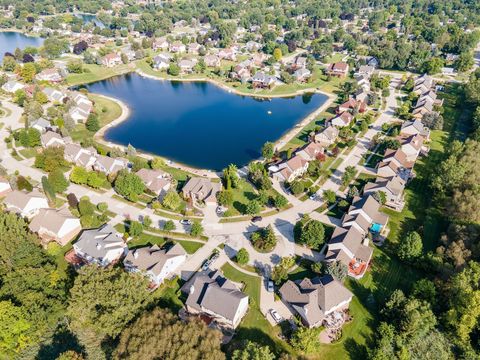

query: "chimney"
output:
189 285 195 294
96 243 101 250
134 251 139 259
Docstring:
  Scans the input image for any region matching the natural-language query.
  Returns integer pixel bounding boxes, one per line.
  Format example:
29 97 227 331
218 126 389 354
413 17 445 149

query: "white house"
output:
35 68 63 83
93 155 128 175
270 155 309 183
64 143 97 168
315 126 339 147
2 80 24 93
73 224 127 267
3 190 49 219
101 53 122 67
0 176 12 196
124 243 187 285
331 111 354 127
41 131 69 148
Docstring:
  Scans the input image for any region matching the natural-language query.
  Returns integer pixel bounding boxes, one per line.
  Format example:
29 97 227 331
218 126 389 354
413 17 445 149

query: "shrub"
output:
236 248 249 265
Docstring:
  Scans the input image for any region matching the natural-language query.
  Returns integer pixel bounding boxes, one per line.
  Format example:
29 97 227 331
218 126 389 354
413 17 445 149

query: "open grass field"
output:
66 63 133 86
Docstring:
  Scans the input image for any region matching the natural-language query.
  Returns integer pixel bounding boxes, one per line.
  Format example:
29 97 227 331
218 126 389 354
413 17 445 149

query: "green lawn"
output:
220 263 292 356
66 63 133 86
125 229 203 255
18 147 37 159
224 179 258 217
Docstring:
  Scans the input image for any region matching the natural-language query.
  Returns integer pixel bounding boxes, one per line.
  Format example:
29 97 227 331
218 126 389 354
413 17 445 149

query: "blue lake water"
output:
84 73 328 170
0 31 44 60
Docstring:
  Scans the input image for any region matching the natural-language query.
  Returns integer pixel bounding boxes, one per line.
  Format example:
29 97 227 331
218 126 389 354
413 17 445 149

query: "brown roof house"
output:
29 207 81 246
181 270 249 329
331 111 354 128
364 175 406 211
124 243 186 286
279 275 353 328
0 176 12 197
64 143 97 168
182 177 221 204
325 195 388 278
270 154 309 183
326 62 349 77
136 168 172 197
3 189 49 219
101 53 122 67
315 125 339 147
377 149 414 181
93 155 129 175
398 134 425 162
400 119 430 139
41 131 71 148
296 142 324 162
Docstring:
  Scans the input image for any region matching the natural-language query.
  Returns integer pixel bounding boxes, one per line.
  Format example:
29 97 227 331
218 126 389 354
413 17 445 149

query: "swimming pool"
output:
370 223 382 233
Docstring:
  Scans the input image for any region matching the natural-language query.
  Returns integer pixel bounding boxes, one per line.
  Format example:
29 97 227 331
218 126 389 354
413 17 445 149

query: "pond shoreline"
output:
91 72 335 174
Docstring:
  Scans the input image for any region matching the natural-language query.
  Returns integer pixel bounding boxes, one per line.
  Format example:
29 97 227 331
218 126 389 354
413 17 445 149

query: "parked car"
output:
269 309 283 323
252 216 263 223
201 259 211 271
267 280 274 292
309 194 318 201
210 252 220 262
179 219 192 225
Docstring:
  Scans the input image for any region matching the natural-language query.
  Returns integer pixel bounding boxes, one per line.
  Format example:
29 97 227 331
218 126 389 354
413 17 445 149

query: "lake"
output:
0 31 44 60
84 73 328 170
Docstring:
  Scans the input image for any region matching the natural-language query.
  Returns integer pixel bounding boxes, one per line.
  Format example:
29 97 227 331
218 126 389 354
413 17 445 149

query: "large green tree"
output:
114 170 145 201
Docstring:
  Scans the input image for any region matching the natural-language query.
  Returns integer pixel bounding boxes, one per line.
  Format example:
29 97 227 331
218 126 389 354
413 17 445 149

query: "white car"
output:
309 194 318 201
267 280 274 292
269 309 283 323
179 219 192 225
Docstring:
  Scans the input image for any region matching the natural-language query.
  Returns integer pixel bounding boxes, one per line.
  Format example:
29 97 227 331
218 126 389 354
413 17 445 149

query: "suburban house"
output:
31 118 55 133
43 87 66 103
315 126 339 147
296 142 324 162
136 168 171 197
398 134 425 162
0 176 12 196
377 149 414 180
364 175 406 211
325 195 388 278
270 155 309 183
41 131 71 148
188 42 201 54
182 270 249 329
400 119 430 139
64 143 97 168
279 275 353 328
251 71 276 89
101 53 122 67
153 53 171 70
182 177 221 204
169 41 186 53
355 65 375 78
68 102 92 123
124 243 187 286
325 62 349 77
93 156 129 175
29 207 82 246
291 56 307 70
218 48 236 61
204 54 220 68
294 68 311 82
153 37 169 51
35 68 63 83
337 98 366 114
331 111 354 128
413 74 434 95
178 59 197 73
3 189 49 219
2 80 25 93
73 224 127 267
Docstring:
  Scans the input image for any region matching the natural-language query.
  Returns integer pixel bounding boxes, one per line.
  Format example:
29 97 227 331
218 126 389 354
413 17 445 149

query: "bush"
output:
78 198 95 217
190 221 203 237
128 221 143 237
48 169 69 193
236 248 249 265
97 202 108 212
290 181 305 195
163 220 176 231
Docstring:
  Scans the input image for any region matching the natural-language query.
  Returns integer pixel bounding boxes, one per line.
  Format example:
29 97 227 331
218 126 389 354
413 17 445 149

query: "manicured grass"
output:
127 231 203 254
66 63 133 86
18 147 37 159
224 179 259 217
323 53 345 64
221 263 292 356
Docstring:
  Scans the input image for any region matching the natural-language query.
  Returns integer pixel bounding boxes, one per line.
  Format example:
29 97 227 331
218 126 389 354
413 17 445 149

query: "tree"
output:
223 164 239 189
168 63 180 76
85 113 100 132
273 194 288 209
232 341 275 360
67 266 150 338
115 308 224 359
0 301 31 356
325 261 348 281
69 167 88 185
290 326 321 354
48 169 69 193
271 256 295 284
42 176 56 206
78 198 95 217
398 231 423 261
273 48 282 61
455 51 474 72
190 221 204 237
290 181 305 195
163 220 176 231
245 198 261 215
341 166 356 185
236 248 249 265
114 170 145 201
423 57 444 75
73 40 88 55
3 55 16 71
57 351 84 360
262 141 275 160
217 190 233 206
422 112 444 130
142 215 152 228
128 221 143 237
162 190 181 211
298 219 325 249
323 189 336 204
35 146 68 172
